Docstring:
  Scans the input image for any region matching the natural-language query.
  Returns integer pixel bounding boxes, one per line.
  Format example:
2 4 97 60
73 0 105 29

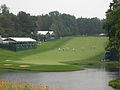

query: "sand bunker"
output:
19 65 30 67
4 64 13 66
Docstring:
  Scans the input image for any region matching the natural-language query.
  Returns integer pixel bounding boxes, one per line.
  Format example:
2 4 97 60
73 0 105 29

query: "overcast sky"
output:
0 0 112 19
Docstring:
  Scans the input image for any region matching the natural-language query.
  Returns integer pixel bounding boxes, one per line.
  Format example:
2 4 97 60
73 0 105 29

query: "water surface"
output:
0 68 120 90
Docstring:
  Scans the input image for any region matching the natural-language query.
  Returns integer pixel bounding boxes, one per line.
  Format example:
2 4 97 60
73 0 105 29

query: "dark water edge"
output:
0 67 120 90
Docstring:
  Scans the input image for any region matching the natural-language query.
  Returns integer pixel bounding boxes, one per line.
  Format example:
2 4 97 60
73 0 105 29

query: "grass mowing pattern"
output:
0 36 108 72
19 37 107 65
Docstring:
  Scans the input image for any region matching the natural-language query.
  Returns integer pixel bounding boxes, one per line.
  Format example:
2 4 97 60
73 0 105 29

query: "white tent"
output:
99 33 106 36
3 37 36 43
37 31 54 35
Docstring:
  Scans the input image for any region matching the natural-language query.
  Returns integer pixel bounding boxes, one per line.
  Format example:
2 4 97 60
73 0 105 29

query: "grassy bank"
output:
0 36 108 72
109 78 120 89
0 37 71 61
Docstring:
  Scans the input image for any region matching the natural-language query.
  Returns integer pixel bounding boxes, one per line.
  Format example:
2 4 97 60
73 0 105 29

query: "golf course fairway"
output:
0 36 108 71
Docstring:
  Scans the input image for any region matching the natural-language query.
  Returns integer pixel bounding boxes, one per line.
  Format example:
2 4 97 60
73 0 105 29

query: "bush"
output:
109 78 120 89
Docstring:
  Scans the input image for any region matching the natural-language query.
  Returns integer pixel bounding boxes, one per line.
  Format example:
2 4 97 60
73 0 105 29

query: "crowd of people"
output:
58 47 76 52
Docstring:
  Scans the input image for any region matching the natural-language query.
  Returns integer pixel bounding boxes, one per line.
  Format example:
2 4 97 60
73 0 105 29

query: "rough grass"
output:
0 36 108 72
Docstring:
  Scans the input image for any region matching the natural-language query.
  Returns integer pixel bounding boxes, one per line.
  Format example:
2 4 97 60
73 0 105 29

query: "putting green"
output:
16 36 107 65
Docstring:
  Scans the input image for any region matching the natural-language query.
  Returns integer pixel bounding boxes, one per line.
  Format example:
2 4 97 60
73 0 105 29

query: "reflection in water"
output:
0 68 120 90
105 67 120 72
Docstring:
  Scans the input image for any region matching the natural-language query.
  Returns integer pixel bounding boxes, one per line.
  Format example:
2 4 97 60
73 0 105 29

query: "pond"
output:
0 67 120 90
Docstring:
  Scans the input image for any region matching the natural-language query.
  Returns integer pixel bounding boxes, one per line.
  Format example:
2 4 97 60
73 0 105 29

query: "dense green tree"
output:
0 14 16 37
17 11 37 36
103 0 120 60
77 17 104 35
60 14 78 35
37 14 52 30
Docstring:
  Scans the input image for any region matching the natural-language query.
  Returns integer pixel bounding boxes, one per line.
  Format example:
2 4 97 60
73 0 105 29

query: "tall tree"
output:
0 4 9 15
103 0 120 60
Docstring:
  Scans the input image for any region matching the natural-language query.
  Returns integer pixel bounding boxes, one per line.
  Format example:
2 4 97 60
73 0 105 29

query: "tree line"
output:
0 4 105 39
0 4 37 37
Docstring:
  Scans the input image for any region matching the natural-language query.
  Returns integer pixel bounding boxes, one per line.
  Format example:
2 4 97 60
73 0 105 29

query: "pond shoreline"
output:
0 61 119 72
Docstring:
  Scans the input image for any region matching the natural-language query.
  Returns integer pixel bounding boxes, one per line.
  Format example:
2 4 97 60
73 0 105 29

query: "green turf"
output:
17 37 107 65
0 36 108 71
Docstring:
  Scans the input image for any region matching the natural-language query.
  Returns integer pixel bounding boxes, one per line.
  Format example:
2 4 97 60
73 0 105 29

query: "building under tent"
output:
0 37 37 51
37 31 55 41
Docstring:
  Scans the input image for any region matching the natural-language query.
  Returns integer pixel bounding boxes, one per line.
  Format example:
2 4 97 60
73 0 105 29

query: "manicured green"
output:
18 36 107 67
109 78 120 89
0 36 108 72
